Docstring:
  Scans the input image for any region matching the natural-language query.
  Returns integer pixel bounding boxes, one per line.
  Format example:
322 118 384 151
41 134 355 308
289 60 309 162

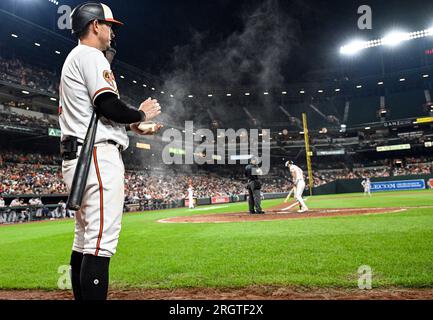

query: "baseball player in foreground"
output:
59 2 162 300
285 161 309 213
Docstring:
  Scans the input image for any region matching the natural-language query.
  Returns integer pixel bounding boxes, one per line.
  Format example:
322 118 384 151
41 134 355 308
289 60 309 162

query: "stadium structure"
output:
1 1 433 302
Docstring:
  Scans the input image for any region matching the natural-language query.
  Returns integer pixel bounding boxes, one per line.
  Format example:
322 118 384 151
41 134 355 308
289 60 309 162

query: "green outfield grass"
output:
0 190 433 290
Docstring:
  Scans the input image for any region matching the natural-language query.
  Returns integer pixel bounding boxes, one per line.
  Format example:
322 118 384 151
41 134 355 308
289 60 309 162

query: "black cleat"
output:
256 211 265 214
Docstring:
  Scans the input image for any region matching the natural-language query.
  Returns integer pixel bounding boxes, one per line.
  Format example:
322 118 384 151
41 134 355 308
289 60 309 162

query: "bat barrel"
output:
66 111 99 211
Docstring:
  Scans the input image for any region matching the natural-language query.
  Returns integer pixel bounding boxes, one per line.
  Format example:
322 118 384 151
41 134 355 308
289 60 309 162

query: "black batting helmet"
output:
71 2 124 36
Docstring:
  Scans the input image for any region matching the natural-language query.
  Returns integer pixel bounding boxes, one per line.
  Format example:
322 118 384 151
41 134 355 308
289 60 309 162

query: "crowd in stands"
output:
0 163 67 195
123 171 293 209
0 110 59 130
0 55 143 107
0 151 61 166
0 55 58 95
1 151 431 196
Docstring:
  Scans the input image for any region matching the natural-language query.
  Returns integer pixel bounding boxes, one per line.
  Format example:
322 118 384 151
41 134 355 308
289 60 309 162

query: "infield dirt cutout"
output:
158 202 407 224
1 286 433 300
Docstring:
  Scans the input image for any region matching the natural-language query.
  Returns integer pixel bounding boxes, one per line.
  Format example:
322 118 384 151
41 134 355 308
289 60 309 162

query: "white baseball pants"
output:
295 180 308 209
62 143 125 258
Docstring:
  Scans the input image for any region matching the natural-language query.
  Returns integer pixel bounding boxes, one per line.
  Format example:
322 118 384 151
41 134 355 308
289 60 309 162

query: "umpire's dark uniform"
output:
245 160 264 214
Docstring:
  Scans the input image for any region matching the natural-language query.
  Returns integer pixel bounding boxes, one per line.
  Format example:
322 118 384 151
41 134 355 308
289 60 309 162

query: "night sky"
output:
2 0 433 78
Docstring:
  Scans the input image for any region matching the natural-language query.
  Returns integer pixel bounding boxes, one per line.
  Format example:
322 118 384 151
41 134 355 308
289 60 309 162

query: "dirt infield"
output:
159 202 406 224
1 286 433 300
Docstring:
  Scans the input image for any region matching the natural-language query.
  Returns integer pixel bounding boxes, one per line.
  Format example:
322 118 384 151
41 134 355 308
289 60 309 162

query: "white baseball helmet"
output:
285 160 294 167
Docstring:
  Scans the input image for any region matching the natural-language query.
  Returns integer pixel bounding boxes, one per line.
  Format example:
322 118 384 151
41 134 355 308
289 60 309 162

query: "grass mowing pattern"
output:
0 190 432 289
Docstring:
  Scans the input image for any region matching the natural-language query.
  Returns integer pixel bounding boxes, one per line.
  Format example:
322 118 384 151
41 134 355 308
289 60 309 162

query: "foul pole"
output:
302 113 314 196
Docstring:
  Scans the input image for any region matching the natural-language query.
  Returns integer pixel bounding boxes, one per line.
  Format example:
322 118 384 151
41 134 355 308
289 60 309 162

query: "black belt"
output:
105 140 124 152
61 137 123 161
77 140 123 150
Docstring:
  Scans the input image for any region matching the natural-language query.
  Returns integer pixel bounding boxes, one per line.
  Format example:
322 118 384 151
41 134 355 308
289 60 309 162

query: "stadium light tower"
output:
340 28 433 55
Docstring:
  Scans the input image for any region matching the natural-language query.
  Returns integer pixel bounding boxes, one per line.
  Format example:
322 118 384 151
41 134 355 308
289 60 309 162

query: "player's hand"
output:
139 98 161 121
130 122 163 135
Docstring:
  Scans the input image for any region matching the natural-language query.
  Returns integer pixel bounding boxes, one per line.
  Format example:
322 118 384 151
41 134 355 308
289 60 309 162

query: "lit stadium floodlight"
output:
11 34 18 38
340 27 433 55
335 88 341 92
423 74 429 78
382 31 410 46
378 81 384 85
299 90 304 94
226 93 232 96
339 40 366 55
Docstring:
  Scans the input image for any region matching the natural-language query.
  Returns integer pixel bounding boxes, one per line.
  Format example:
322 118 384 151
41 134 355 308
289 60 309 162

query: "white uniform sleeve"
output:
80 51 118 106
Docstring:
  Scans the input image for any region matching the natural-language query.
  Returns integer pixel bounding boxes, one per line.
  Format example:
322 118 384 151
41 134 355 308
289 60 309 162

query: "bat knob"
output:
66 203 81 211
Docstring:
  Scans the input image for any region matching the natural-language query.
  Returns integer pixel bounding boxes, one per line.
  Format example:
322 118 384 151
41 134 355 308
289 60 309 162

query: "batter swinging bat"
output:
66 110 99 211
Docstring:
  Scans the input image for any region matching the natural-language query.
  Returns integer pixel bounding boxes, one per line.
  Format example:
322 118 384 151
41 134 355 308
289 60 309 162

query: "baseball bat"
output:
66 110 99 211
